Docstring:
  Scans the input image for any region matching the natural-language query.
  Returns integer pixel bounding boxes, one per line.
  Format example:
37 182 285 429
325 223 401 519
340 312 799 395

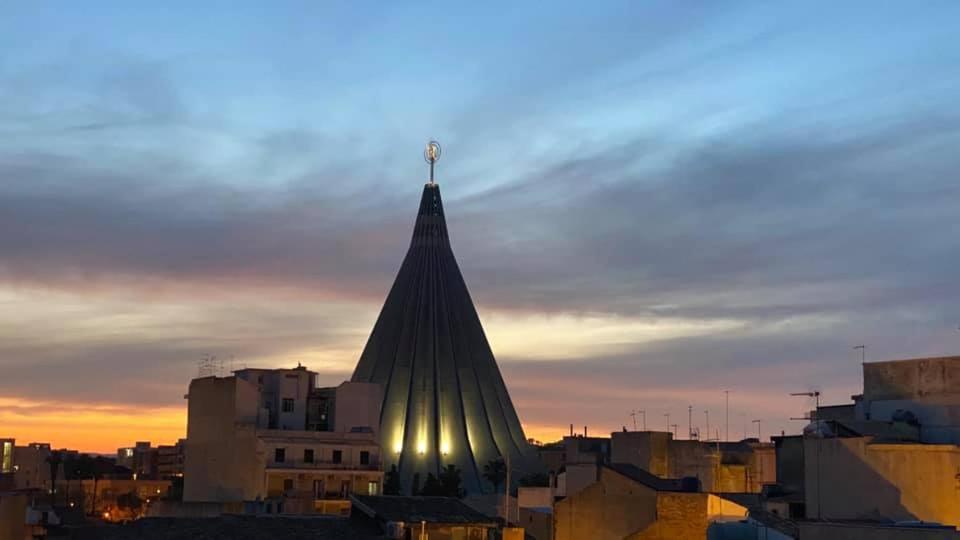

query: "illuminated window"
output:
1 442 11 473
282 398 295 413
367 481 379 495
275 448 286 463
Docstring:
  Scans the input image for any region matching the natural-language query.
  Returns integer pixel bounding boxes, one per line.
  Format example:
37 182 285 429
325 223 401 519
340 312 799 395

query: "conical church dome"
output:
352 182 537 494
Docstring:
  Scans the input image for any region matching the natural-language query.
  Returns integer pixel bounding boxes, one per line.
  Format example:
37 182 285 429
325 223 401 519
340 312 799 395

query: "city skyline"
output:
3 2 960 453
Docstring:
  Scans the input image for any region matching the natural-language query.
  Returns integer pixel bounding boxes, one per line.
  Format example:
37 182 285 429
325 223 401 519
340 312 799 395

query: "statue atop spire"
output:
424 140 441 185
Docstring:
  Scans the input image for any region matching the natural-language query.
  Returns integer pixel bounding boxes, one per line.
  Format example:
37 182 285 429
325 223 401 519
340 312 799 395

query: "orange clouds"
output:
0 396 186 454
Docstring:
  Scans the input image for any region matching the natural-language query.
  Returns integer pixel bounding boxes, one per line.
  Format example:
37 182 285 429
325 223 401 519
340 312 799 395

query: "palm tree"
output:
46 451 62 507
383 465 401 495
439 464 464 498
483 458 506 492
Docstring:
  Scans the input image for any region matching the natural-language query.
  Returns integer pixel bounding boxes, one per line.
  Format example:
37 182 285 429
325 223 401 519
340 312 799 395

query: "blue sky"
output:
1 2 959 450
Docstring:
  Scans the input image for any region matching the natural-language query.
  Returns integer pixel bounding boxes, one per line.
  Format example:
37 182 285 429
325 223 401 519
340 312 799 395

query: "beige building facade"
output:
183 366 383 513
554 465 747 540
858 356 960 444
610 431 775 493
805 436 960 526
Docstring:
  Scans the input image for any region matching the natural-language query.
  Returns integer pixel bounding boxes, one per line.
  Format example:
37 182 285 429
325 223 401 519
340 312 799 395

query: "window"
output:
274 448 286 463
282 398 295 412
283 478 294 491
367 481 379 495
312 479 325 499
332 450 342 464
360 451 370 465
304 449 314 463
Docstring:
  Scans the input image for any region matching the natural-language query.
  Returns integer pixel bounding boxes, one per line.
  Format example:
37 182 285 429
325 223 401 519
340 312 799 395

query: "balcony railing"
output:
266 458 381 471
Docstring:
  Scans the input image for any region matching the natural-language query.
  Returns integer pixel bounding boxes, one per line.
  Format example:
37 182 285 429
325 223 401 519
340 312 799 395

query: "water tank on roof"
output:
802 420 835 438
891 409 920 426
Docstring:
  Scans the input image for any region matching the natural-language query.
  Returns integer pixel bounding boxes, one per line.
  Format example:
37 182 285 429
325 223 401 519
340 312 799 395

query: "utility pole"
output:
504 452 511 525
752 419 762 441
790 391 823 520
688 406 693 439
724 390 730 442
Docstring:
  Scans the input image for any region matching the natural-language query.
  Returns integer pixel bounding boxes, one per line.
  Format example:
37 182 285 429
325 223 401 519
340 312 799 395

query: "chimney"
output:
569 424 573 437
584 426 588 437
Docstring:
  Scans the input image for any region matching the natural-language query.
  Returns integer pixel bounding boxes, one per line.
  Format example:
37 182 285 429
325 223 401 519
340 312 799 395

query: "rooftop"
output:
351 495 498 526
77 515 388 540
606 463 692 492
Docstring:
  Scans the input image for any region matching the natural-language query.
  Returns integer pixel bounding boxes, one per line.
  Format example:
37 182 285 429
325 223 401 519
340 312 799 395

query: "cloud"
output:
1 4 959 450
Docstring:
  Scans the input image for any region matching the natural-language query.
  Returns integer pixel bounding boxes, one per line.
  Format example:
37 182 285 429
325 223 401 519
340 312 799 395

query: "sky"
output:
1 2 959 453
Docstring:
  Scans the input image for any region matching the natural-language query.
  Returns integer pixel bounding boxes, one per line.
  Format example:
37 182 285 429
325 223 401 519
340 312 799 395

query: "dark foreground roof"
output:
73 516 388 540
607 463 692 492
749 509 800 538
352 495 498 526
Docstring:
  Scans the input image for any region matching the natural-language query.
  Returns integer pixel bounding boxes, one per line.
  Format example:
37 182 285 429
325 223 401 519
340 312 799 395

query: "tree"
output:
483 458 507 492
411 473 422 497
46 451 62 507
383 465 401 495
518 472 550 487
438 464 464 498
418 473 444 496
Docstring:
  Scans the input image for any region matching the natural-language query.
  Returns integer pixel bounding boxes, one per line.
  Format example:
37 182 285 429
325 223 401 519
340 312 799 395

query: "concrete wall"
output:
518 486 553 509
562 463 599 498
861 357 960 445
333 382 382 435
0 492 27 540
670 440 719 489
611 432 671 477
627 493 747 540
554 467 658 540
864 357 960 401
12 444 51 491
520 507 553 540
562 436 611 465
774 436 805 496
805 437 960 525
183 376 265 502
797 522 959 540
236 367 315 430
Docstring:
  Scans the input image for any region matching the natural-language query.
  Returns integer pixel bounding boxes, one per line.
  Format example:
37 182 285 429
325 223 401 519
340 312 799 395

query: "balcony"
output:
265 458 381 471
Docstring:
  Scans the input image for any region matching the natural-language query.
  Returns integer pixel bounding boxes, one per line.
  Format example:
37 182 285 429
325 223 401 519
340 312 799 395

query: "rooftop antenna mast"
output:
424 140 442 185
